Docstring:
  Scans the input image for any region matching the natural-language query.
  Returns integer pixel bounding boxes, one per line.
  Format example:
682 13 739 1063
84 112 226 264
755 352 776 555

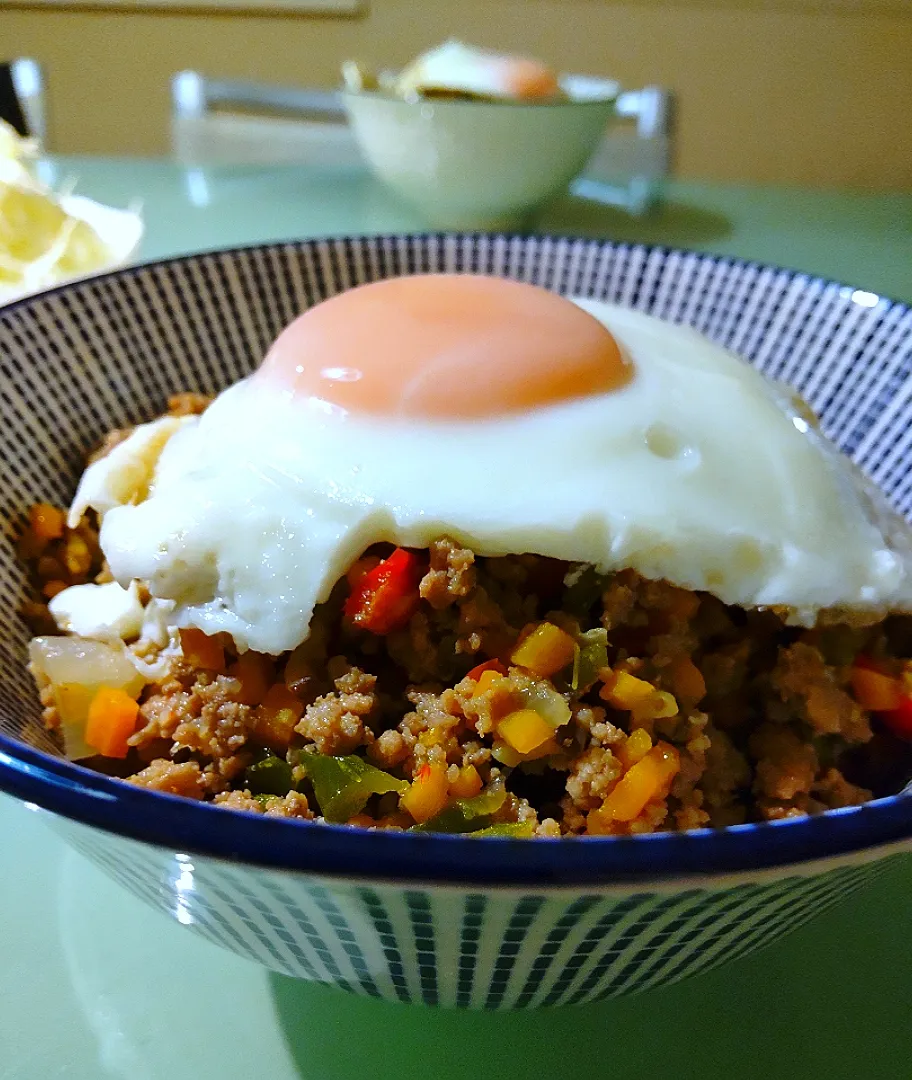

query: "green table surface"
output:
3 158 912 1080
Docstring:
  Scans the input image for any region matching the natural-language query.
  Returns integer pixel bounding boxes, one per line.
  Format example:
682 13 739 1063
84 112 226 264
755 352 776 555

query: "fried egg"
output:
393 41 562 102
71 274 912 655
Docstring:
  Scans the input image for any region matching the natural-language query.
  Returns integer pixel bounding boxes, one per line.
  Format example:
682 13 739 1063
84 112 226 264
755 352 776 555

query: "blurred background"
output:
2 0 911 191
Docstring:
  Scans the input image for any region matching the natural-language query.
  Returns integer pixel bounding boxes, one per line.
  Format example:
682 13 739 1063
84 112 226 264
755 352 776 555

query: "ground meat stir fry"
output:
19 412 912 837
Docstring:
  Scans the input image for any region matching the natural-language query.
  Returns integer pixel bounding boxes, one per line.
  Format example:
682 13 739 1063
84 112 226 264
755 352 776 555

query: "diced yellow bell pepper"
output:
497 709 554 755
599 670 656 710
590 742 680 825
492 737 562 767
473 669 504 697
401 762 449 824
617 726 652 768
633 690 679 723
601 670 679 722
449 764 483 799
511 622 577 677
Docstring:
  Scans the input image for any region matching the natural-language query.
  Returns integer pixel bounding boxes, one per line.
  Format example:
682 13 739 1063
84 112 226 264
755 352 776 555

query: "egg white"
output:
75 300 912 655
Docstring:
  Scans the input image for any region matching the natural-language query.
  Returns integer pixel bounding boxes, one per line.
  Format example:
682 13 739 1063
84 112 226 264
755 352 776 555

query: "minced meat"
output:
20 485 912 836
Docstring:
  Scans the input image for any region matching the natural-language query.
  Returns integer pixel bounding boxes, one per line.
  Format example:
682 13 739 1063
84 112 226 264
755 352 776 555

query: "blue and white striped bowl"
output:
2 234 911 1008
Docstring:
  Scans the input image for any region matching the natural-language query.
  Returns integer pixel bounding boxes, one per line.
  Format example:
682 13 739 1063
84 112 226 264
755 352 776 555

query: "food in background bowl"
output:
20 273 912 837
343 41 573 103
0 119 143 303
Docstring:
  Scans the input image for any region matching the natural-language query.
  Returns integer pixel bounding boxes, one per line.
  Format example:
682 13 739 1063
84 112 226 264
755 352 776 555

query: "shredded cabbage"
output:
0 119 112 300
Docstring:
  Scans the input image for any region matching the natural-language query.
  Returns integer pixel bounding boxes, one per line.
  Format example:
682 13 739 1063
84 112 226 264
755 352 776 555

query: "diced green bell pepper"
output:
245 754 294 796
411 781 507 833
563 565 604 617
299 753 408 823
574 627 609 692
469 821 536 838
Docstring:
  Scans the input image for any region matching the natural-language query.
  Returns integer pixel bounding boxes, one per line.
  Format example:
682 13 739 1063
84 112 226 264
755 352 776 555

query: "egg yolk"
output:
487 55 562 100
256 274 631 419
436 53 560 101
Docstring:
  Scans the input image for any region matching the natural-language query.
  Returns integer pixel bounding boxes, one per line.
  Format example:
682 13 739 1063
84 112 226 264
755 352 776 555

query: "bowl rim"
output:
340 87 619 113
1 232 910 887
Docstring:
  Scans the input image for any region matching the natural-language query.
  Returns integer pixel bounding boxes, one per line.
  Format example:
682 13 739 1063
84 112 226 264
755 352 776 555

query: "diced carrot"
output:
84 686 140 758
664 590 700 622
466 659 508 682
29 503 66 542
42 579 68 599
346 812 376 828
590 742 680 825
179 628 226 670
617 727 652 768
669 656 706 704
231 651 274 706
510 622 577 677
850 663 902 712
253 683 304 750
400 762 449 824
37 555 64 580
284 643 315 698
497 709 554 755
261 682 304 716
449 764 483 799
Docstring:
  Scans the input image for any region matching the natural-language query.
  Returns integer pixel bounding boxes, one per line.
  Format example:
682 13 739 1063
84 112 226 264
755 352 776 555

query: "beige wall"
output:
2 0 911 189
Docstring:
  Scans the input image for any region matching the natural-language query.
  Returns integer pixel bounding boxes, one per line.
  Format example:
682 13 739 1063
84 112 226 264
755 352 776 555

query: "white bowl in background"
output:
343 85 618 230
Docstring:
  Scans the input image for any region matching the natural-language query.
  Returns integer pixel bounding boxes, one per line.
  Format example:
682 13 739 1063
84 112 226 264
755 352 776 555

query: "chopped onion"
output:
29 636 146 760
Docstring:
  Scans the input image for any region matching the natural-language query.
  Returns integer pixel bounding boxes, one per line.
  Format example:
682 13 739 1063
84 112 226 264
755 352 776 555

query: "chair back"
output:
1 59 45 142
170 70 674 213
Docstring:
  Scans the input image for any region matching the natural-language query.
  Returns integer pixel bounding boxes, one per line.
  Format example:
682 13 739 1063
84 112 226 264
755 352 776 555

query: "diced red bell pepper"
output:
465 659 508 682
883 695 912 740
344 547 423 634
